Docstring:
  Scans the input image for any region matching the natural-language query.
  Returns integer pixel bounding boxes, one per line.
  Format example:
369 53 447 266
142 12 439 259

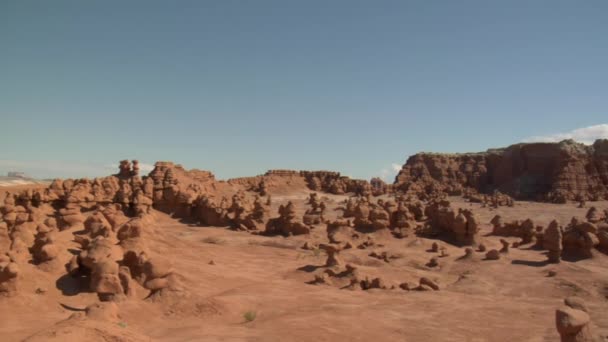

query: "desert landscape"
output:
3 1 608 341
1 139 608 341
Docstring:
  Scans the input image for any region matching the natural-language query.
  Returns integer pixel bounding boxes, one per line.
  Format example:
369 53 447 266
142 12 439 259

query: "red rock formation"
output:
555 297 595 342
544 220 563 263
424 200 480 246
299 171 372 195
370 177 391 196
394 139 608 202
491 216 535 243
0 254 18 295
562 219 599 259
227 170 375 196
264 202 311 236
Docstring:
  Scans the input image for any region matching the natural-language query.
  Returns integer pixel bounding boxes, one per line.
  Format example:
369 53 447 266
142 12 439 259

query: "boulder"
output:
555 297 595 342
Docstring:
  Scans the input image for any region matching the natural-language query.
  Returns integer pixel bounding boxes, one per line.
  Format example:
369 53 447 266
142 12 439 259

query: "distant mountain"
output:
0 176 48 187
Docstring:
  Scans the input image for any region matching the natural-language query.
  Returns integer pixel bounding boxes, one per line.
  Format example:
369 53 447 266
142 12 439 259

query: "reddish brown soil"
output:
1 183 608 341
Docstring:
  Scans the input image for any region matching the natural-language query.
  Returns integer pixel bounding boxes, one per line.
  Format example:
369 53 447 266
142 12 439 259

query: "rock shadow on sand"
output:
297 264 324 273
511 259 551 267
56 273 93 296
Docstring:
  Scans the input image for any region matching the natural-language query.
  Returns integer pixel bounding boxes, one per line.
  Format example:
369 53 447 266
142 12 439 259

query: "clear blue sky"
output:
1 1 607 180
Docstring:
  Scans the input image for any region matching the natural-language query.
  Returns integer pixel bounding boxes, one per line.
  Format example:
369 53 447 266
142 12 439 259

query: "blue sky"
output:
1 1 607 180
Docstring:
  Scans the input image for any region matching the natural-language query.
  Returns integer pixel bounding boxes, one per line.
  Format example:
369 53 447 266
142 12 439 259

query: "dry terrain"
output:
1 181 607 341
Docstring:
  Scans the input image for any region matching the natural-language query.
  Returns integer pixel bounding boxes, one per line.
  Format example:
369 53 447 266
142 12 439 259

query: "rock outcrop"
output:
555 297 595 342
424 200 480 246
562 219 599 259
0 254 18 295
395 139 608 202
303 193 325 225
491 216 536 244
544 220 563 263
265 202 311 236
77 237 126 301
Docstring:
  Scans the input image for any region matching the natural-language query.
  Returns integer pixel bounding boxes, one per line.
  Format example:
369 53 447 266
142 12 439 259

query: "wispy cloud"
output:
138 163 155 172
523 124 608 145
379 163 402 181
0 160 155 179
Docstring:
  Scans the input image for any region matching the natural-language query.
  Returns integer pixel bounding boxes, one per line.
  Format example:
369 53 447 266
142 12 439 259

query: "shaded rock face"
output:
395 139 608 202
3 162 161 219
491 216 536 244
544 220 563 263
265 202 311 236
1 161 383 245
369 178 390 196
555 297 595 342
424 200 479 246
562 220 599 259
299 171 373 196
0 254 19 295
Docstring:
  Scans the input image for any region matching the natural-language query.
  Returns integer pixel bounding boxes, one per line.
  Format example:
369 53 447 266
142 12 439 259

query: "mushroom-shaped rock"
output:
563 221 599 259
265 202 311 236
80 237 116 270
452 212 468 237
360 277 387 290
319 244 343 267
84 212 113 238
0 256 19 294
117 219 144 241
138 257 175 293
58 205 85 231
555 305 594 342
38 243 60 263
31 228 60 264
142 258 173 279
499 239 509 253
520 219 535 244
460 247 474 260
564 297 588 313
90 258 124 301
585 207 603 223
544 220 563 263
326 220 352 244
490 215 504 235
102 205 130 230
485 249 500 260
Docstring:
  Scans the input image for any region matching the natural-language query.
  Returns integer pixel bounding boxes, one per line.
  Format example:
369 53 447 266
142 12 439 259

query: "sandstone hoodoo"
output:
423 199 480 246
555 297 596 342
2 147 608 341
394 139 608 202
5 2 608 339
265 201 311 236
544 220 564 263
0 254 19 295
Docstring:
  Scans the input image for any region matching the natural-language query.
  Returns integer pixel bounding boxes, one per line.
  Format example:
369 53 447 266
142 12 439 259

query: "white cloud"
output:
523 124 608 145
138 163 155 172
378 163 403 181
105 162 155 173
379 169 389 180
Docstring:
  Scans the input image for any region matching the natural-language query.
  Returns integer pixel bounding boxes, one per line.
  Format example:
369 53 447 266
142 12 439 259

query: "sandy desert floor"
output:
1 188 608 341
